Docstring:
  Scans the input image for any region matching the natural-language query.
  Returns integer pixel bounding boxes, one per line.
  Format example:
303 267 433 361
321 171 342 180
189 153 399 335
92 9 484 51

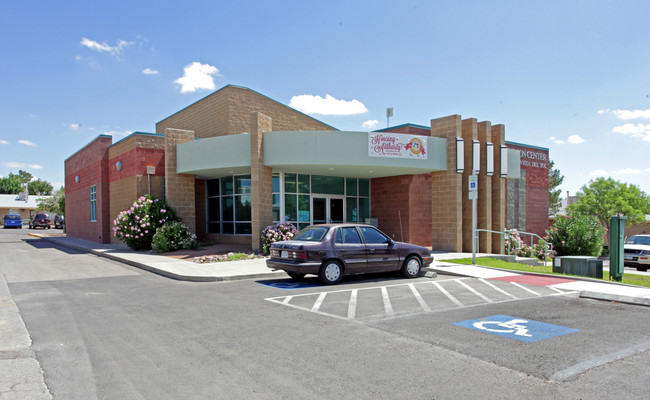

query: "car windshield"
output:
293 227 329 242
36 214 47 218
625 236 650 245
4 215 20 220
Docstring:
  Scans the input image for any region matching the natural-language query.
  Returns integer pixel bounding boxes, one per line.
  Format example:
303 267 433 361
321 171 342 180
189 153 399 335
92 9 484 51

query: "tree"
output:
10 170 33 186
549 160 564 215
568 177 650 230
0 175 22 194
36 187 65 215
28 179 53 195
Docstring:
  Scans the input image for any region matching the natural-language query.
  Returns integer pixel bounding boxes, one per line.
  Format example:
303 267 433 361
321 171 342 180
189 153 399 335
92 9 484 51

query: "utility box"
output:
609 215 627 282
553 256 603 279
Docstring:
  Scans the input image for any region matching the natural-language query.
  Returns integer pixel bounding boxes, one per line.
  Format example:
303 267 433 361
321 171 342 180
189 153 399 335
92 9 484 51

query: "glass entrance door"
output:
312 196 344 224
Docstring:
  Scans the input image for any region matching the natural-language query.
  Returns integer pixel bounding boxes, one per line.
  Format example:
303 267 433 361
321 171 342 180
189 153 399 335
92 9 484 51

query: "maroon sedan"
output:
29 213 51 229
266 223 433 285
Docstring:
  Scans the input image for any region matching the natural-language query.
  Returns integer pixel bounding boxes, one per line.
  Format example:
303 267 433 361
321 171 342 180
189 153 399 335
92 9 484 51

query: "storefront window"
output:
207 174 252 235
272 173 370 228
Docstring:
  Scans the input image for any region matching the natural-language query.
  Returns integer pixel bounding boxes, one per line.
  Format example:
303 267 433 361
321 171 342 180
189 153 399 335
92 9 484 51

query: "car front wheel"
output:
638 266 648 272
401 255 422 278
319 260 343 285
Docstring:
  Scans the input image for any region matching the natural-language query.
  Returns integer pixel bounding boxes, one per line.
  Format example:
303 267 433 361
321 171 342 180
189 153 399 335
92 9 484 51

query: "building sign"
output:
517 149 548 169
368 133 427 160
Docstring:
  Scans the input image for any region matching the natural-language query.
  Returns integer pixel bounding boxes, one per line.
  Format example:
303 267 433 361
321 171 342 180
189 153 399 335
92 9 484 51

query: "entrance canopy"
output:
177 130 447 179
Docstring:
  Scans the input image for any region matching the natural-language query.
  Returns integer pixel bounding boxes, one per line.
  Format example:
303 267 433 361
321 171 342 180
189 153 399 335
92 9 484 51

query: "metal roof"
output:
0 194 52 210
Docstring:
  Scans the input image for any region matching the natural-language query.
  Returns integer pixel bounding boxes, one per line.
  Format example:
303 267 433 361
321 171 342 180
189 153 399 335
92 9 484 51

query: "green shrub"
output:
113 195 178 251
151 221 199 253
546 215 605 256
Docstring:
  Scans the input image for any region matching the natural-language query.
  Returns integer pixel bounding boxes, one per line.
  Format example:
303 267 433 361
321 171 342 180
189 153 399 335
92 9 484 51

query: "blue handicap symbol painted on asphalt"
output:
452 314 580 343
257 280 321 290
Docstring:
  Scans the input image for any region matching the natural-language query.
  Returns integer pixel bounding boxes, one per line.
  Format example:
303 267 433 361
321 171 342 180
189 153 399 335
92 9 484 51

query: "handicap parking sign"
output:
452 314 580 343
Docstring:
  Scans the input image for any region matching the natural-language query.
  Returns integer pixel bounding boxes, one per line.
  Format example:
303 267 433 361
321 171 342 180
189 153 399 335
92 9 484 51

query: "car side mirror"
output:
387 238 395 246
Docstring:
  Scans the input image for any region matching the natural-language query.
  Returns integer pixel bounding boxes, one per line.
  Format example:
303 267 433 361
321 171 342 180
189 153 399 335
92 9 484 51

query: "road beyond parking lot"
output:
1 227 650 399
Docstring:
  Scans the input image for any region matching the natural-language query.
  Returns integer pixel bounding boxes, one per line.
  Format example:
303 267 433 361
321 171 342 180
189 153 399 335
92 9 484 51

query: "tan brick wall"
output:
250 112 274 251
461 118 478 253
165 128 196 233
156 85 336 139
430 115 463 252
491 124 507 253
477 121 493 253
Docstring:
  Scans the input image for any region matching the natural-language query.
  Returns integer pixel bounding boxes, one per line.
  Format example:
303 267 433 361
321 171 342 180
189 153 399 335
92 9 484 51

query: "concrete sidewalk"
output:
32 234 650 305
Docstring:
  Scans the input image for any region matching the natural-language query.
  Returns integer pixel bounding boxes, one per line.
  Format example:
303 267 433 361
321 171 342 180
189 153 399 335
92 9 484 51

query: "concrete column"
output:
164 128 196 234
461 119 478 253
250 112 274 251
477 121 492 253
491 124 506 254
430 115 463 252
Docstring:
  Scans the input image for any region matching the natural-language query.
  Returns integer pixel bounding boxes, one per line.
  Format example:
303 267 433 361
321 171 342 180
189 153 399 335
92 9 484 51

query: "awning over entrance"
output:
264 131 446 178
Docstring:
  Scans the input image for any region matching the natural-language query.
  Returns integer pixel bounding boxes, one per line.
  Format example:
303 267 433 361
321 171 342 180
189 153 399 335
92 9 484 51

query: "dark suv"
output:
29 213 51 229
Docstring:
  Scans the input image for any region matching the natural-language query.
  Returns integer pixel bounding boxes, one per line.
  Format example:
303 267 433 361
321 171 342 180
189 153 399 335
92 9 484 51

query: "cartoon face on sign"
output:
404 138 426 155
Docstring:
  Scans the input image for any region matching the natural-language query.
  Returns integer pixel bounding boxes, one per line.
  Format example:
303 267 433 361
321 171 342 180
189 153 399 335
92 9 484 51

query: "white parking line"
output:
381 286 394 315
348 289 358 319
510 282 541 296
311 292 327 312
479 278 518 299
457 279 494 303
409 283 431 312
432 281 465 307
265 278 573 322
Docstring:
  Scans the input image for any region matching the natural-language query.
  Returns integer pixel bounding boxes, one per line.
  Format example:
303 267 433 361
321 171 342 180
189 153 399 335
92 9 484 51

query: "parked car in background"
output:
266 223 433 284
54 214 65 229
3 214 23 229
29 213 51 229
623 234 650 272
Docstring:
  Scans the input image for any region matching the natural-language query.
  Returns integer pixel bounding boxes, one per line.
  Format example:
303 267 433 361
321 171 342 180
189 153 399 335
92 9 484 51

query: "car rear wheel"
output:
638 267 648 272
319 260 343 285
287 272 306 280
401 255 422 278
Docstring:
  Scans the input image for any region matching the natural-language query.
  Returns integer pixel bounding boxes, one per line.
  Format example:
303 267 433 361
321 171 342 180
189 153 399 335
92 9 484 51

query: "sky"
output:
1 0 650 198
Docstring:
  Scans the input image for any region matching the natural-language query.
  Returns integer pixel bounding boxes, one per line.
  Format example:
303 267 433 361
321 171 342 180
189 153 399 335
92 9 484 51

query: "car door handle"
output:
368 249 375 253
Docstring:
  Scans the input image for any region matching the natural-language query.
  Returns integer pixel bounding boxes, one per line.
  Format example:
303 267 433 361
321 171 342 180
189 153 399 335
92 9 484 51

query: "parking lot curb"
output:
37 236 283 283
579 291 650 307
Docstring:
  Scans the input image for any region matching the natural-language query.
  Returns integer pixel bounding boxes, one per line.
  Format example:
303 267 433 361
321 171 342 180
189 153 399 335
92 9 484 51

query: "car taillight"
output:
291 251 308 261
271 249 280 257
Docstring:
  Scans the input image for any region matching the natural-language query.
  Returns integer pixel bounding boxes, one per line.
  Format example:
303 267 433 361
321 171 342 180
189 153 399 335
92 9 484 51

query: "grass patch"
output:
439 257 650 288
227 252 251 261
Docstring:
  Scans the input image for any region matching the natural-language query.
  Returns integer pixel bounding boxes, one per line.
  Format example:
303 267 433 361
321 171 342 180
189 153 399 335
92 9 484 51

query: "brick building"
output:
65 85 548 252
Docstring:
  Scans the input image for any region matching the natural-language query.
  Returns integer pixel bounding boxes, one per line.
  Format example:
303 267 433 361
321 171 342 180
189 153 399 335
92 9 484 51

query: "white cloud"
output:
589 169 609 177
567 134 585 144
143 68 159 75
70 123 80 130
554 139 565 144
646 168 650 172
289 94 368 115
174 62 220 93
18 140 36 147
615 168 641 175
362 120 379 129
612 123 650 141
75 55 82 61
0 140 8 145
80 37 134 58
1 162 42 170
599 108 650 120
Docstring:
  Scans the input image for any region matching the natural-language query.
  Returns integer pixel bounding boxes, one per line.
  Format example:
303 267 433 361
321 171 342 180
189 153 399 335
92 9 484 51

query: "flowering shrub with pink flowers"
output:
505 229 550 260
151 221 198 253
113 195 178 251
546 214 605 256
261 222 298 255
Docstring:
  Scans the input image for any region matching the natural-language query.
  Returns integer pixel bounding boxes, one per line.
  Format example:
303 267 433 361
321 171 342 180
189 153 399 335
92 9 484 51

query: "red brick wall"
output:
65 136 112 243
371 174 432 248
506 143 549 239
